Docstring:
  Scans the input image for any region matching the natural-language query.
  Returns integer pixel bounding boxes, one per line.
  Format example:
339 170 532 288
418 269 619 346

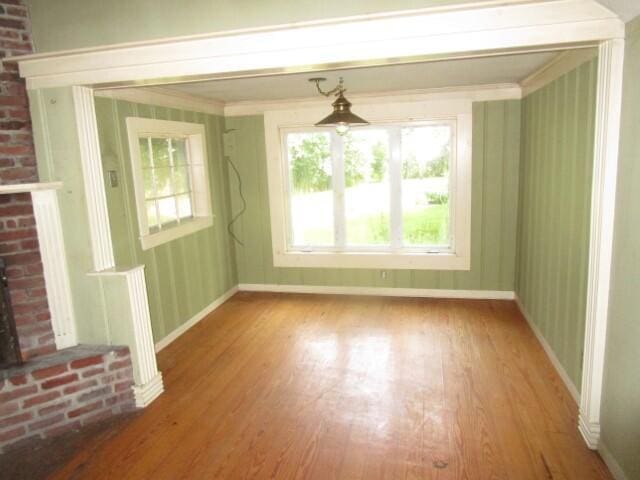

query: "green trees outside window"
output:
286 124 452 249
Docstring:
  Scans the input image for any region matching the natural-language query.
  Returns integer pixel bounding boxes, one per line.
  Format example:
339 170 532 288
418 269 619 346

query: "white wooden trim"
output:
125 117 213 250
579 39 625 450
514 295 580 404
140 217 213 250
598 440 630 480
154 286 238 352
124 266 163 407
520 48 599 97
72 86 115 272
31 188 77 349
239 283 514 300
13 1 622 90
132 372 164 409
264 99 472 270
388 128 403 249
0 181 62 194
93 265 164 407
224 84 523 116
330 132 346 248
95 86 224 116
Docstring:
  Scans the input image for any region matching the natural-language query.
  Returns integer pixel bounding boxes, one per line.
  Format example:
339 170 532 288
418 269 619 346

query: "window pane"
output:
157 196 178 225
143 169 155 200
344 130 391 246
139 137 152 168
151 138 171 168
287 132 333 246
146 200 158 228
177 194 193 219
401 125 451 247
173 139 188 165
172 166 191 194
153 166 173 197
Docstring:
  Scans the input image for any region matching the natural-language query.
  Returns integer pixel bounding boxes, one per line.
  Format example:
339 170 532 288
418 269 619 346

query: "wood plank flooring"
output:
50 293 612 479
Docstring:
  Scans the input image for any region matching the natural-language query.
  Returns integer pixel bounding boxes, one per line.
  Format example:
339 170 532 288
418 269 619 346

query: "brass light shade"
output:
315 92 369 129
309 77 369 135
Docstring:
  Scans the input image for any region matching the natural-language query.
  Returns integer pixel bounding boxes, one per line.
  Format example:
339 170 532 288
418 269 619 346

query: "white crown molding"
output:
13 0 541 61
239 283 515 300
72 86 115 272
95 83 522 119
11 0 622 90
579 38 625 451
155 286 238 352
224 83 522 117
514 295 580 404
95 86 224 116
520 47 599 97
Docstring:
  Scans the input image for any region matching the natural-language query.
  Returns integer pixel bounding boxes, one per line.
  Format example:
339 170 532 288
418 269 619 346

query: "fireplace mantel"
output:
0 181 77 350
0 181 62 195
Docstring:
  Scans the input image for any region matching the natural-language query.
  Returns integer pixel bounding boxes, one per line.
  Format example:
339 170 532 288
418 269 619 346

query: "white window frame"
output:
264 99 472 270
126 117 213 250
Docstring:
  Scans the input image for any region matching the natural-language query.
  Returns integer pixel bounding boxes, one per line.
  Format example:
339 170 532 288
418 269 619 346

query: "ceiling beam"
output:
10 0 623 90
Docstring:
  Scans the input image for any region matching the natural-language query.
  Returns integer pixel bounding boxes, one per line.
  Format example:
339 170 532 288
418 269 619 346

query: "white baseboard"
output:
133 372 164 408
598 440 629 480
514 294 581 404
154 286 239 352
579 414 601 449
238 283 515 300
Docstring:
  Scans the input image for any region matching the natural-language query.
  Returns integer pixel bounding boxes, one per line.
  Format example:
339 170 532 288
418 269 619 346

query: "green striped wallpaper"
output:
225 100 521 291
515 57 598 390
94 97 238 341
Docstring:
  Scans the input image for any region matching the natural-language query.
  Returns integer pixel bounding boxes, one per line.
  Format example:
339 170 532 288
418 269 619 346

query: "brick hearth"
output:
0 345 135 452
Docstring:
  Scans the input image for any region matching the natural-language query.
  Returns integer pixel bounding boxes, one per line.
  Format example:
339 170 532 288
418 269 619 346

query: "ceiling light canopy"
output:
309 77 369 135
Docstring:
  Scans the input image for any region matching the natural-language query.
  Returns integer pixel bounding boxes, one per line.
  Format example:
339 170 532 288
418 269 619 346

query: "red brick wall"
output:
0 0 55 359
0 346 136 453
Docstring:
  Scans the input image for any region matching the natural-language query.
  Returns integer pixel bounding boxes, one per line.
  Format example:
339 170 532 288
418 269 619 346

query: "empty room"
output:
0 1 638 479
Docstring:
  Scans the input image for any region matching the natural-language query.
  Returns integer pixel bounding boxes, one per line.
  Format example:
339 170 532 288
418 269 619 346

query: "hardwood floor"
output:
50 293 611 479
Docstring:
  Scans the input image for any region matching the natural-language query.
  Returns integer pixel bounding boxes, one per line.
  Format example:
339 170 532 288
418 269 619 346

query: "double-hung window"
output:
264 99 472 269
126 118 212 249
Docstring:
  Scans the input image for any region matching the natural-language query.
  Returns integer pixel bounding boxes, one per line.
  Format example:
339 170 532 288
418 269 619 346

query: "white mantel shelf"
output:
0 181 63 194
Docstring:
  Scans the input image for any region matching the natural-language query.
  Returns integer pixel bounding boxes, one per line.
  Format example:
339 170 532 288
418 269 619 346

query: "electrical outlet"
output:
380 270 387 279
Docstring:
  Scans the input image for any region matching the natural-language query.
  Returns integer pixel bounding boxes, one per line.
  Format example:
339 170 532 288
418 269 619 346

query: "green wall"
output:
225 100 521 291
29 87 111 344
600 16 640 480
94 97 237 341
26 0 479 53
515 57 598 390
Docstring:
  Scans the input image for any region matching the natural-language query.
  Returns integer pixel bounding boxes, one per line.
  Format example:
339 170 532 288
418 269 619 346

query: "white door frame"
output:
579 38 625 449
12 0 626 447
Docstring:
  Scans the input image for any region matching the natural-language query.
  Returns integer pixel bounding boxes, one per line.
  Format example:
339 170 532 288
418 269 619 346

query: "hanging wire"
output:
224 129 246 246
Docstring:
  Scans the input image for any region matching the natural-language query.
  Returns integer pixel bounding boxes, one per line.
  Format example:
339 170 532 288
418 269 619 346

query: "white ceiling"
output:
163 51 560 104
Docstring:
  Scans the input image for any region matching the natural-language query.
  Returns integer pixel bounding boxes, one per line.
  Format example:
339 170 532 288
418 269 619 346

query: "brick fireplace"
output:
0 0 55 361
0 0 137 453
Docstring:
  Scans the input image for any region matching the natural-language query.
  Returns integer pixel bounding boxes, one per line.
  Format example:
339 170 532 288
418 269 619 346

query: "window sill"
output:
140 216 213 250
273 250 470 270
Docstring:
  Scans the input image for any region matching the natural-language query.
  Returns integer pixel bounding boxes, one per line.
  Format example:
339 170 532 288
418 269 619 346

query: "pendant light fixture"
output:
309 77 369 135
